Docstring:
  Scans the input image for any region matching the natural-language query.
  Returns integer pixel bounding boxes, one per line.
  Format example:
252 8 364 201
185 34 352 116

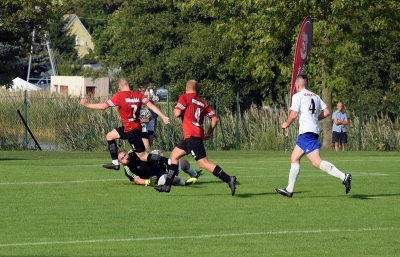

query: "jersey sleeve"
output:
175 95 186 111
205 105 217 118
123 165 137 181
320 98 328 110
139 92 150 105
106 93 121 107
290 93 300 112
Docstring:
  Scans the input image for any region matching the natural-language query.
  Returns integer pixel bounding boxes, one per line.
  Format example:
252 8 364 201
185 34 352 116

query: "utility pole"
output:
26 29 35 83
45 31 58 76
27 30 58 84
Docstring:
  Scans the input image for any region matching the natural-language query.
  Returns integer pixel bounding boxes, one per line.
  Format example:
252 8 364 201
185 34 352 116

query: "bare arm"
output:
205 116 218 140
281 110 298 129
174 108 183 118
145 101 170 125
80 99 109 110
318 108 330 121
133 176 148 185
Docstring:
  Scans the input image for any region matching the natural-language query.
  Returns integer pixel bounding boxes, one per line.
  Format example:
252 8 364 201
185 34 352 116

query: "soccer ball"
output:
158 174 167 185
150 149 163 157
140 108 152 119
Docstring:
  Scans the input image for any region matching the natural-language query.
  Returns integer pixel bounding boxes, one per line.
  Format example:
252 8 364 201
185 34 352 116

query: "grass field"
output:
0 150 399 257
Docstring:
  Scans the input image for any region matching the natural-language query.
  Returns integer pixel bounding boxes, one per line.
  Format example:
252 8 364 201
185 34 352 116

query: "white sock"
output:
112 159 119 165
286 163 300 192
183 166 197 178
319 160 345 181
178 179 186 186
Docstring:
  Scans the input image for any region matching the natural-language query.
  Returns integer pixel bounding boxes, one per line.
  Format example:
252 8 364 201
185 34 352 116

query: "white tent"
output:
2 77 41 91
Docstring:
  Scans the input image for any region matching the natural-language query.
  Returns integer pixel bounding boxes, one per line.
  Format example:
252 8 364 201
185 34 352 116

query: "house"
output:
50 76 110 97
64 14 94 58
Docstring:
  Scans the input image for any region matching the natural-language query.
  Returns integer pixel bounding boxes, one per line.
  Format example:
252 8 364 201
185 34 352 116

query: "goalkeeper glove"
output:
145 176 158 186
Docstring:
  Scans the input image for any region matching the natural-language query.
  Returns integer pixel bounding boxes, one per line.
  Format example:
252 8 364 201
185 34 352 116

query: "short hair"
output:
296 74 308 88
118 78 130 87
186 80 199 93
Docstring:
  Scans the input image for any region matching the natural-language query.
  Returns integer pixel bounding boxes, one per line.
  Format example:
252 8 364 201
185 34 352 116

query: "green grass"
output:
0 150 399 256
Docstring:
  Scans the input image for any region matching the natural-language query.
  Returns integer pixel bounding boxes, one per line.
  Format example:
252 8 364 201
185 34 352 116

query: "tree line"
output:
1 0 399 118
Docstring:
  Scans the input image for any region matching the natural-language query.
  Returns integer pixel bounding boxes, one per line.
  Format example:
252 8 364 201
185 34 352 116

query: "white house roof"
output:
63 14 92 39
2 77 42 91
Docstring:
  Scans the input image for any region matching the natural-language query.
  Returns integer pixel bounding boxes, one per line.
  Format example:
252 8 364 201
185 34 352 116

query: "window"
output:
60 85 68 95
86 86 95 97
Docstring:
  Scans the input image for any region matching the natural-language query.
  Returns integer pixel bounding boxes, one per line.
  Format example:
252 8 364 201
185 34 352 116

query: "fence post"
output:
358 96 362 150
235 91 240 150
166 92 170 151
23 91 28 150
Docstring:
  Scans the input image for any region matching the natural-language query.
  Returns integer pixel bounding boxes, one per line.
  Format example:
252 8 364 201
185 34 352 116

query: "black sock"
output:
165 164 179 186
147 153 169 165
107 140 118 160
212 165 231 183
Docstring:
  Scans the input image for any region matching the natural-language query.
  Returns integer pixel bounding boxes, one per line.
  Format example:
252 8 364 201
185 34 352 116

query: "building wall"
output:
51 76 110 97
67 19 94 58
84 77 110 97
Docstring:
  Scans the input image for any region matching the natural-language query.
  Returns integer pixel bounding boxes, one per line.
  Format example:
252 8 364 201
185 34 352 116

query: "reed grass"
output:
0 90 398 151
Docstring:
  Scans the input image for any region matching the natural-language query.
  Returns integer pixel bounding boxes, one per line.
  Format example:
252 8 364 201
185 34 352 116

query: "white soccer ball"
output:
150 149 163 157
140 108 152 120
158 174 167 185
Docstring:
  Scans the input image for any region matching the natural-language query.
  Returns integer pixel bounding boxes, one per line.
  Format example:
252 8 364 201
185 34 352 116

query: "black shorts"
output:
176 137 207 161
138 162 166 179
332 131 347 143
116 126 146 153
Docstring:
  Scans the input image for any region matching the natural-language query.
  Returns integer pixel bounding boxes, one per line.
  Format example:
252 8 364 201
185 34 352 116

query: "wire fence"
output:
0 89 399 152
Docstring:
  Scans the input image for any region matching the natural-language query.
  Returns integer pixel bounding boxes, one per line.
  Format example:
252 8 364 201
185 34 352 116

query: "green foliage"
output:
0 0 64 85
48 16 78 61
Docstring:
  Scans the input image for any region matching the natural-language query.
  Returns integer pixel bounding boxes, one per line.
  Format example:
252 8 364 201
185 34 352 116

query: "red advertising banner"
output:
289 16 313 107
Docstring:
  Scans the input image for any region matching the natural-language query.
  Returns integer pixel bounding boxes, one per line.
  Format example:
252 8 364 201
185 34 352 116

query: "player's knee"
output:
311 159 322 168
180 159 190 170
197 158 211 170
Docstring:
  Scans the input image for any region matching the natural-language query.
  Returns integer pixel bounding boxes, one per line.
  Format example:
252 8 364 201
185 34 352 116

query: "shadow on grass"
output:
0 158 28 161
350 193 400 200
236 190 312 199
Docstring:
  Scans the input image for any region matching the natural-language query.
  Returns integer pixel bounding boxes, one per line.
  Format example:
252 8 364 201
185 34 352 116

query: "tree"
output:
0 0 63 86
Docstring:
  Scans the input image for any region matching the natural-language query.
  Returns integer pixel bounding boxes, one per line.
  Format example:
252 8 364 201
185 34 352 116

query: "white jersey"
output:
290 89 327 135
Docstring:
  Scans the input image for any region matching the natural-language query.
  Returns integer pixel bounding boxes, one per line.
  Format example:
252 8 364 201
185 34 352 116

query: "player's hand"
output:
80 98 88 106
162 116 171 125
204 133 212 140
281 122 289 130
149 176 158 186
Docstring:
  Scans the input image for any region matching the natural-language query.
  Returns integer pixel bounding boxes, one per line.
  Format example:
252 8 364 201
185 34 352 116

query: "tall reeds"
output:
0 90 398 151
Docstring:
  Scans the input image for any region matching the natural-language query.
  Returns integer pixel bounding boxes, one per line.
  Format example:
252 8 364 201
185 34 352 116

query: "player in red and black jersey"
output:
80 78 171 170
154 80 237 196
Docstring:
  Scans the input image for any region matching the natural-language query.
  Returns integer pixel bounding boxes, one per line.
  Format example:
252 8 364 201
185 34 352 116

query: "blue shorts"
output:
296 133 321 155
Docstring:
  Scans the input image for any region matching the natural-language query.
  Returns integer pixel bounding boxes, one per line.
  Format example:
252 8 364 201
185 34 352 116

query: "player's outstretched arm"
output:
80 99 109 110
145 101 170 124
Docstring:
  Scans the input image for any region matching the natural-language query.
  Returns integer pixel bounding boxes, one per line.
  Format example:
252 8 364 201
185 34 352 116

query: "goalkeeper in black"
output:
118 150 199 186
